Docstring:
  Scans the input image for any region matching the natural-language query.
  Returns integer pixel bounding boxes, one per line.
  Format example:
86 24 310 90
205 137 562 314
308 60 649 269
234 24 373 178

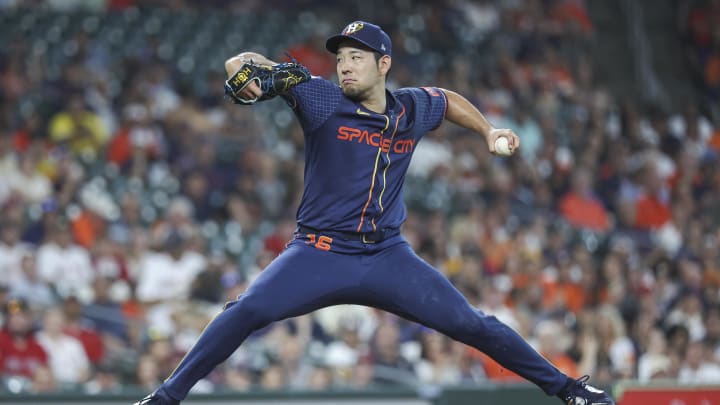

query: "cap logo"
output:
343 22 364 35
381 43 386 51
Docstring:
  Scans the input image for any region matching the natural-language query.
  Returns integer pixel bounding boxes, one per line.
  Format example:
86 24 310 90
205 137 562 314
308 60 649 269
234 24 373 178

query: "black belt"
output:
297 225 399 243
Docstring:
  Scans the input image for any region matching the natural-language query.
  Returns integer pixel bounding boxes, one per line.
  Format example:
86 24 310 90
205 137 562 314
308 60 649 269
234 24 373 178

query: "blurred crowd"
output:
1 0 720 397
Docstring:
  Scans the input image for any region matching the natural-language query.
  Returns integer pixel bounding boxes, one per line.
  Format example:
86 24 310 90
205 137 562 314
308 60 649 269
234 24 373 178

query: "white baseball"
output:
494 136 512 156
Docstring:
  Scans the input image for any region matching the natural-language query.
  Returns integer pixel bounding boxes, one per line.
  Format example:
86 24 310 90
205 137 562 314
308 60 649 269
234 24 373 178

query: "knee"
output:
444 307 500 338
226 295 275 328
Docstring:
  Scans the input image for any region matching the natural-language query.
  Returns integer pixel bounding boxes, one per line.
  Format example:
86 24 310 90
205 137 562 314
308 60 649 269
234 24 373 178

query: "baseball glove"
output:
224 59 311 104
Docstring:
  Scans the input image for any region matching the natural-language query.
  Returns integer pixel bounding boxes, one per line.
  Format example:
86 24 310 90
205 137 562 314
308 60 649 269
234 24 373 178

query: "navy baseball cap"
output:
326 21 392 57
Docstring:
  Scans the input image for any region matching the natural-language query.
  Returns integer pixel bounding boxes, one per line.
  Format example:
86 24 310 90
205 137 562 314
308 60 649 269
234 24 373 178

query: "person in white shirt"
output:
0 220 34 287
136 231 207 304
36 222 94 299
10 253 56 311
637 328 672 382
5 151 52 204
678 340 720 383
136 230 207 336
36 307 91 385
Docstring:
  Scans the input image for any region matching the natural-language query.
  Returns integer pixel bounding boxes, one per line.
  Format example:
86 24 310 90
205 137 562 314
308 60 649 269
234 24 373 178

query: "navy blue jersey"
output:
282 77 447 233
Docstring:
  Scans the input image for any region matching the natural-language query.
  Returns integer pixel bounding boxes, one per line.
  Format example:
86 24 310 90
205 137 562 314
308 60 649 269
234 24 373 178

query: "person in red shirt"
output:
0 298 48 379
61 296 105 365
284 33 336 79
559 167 611 232
634 161 672 230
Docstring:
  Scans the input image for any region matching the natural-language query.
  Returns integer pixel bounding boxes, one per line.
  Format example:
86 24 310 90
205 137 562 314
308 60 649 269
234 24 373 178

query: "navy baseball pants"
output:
162 233 568 399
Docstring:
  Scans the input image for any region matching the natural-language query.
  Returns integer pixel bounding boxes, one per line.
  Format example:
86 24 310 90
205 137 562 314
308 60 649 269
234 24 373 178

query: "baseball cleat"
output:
133 389 179 405
560 375 615 405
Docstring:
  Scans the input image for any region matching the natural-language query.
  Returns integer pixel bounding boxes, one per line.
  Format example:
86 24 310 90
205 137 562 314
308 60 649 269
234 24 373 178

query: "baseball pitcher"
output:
135 21 614 405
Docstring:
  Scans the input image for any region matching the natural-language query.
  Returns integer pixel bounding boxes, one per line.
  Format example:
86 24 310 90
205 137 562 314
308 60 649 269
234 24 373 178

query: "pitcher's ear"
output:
378 55 391 75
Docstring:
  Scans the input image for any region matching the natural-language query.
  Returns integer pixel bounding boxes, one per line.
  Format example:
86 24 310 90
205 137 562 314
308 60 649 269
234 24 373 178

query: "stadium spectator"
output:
84 361 122 394
61 296 105 366
144 334 183 384
595 306 636 379
135 354 163 392
367 320 415 386
630 156 673 230
306 364 333 390
9 253 56 312
541 253 586 314
36 221 95 300
48 94 109 161
559 167 611 232
415 330 463 385
259 362 287 390
533 319 579 378
637 328 672 381
285 34 336 79
83 276 131 345
4 148 53 205
136 227 207 336
221 363 252 392
678 340 720 382
0 298 48 381
137 231 206 304
36 307 90 386
0 220 33 288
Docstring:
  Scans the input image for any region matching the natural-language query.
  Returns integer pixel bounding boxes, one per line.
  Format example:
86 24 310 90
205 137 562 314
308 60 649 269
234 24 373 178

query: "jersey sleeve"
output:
282 77 343 133
408 87 448 133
